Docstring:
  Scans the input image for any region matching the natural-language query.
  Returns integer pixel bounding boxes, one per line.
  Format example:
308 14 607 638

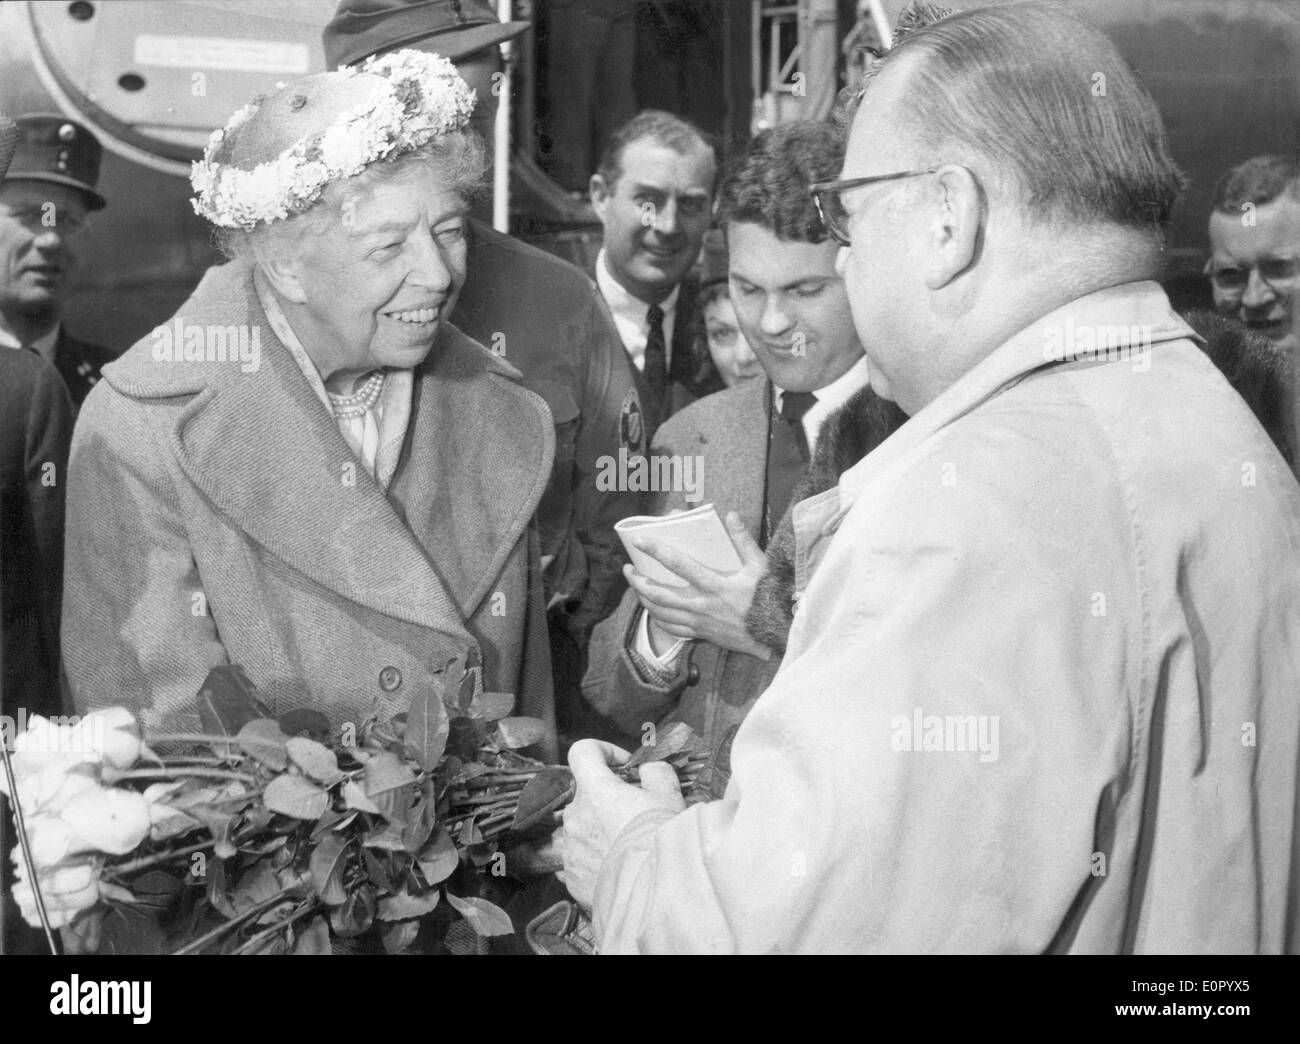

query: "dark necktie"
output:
643 304 668 428
779 390 818 464
764 389 817 546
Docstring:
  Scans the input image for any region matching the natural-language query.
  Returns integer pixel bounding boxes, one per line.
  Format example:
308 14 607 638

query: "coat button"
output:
686 663 701 686
378 666 403 692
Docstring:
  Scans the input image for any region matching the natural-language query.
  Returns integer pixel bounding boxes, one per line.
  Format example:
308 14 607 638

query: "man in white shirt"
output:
582 120 906 762
590 110 716 442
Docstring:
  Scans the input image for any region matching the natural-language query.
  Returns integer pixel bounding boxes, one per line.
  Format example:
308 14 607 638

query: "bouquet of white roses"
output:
2 663 707 954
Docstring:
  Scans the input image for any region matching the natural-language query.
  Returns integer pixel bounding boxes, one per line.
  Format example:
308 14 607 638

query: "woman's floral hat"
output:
191 49 476 231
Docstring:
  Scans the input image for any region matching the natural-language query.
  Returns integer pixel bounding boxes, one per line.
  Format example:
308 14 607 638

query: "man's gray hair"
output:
851 1 1185 238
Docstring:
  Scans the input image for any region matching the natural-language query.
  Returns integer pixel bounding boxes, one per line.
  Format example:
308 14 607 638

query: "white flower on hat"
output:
191 49 476 231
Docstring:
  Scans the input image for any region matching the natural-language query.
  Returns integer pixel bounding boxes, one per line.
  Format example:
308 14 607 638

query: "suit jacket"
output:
583 375 780 750
54 329 116 411
0 350 72 721
63 259 558 759
594 282 1300 953
454 220 646 637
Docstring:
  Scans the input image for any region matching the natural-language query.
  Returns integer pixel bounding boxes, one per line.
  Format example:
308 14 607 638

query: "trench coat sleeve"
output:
592 475 1135 953
62 388 227 724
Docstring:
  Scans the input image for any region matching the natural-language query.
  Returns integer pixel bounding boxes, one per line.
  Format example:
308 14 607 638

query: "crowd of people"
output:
2 0 1299 953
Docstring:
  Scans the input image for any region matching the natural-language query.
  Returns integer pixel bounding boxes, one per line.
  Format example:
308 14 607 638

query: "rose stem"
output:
148 733 241 745
452 793 519 808
230 900 317 956
155 755 232 767
108 838 215 877
113 767 259 784
170 887 300 955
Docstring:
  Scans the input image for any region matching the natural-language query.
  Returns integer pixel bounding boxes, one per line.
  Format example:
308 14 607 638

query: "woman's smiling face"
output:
703 289 762 387
284 168 469 389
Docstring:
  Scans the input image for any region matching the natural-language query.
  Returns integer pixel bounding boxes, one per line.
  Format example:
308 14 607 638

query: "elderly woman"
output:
61 52 556 758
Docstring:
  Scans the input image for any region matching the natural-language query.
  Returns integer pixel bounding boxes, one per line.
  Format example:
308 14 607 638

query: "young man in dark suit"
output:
582 121 906 765
0 115 115 409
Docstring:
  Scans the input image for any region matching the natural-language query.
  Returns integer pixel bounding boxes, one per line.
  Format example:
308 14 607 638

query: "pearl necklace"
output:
328 370 387 419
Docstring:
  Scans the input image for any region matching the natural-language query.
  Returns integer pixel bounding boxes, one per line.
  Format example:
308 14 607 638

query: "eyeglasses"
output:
1204 257 1300 295
808 168 940 247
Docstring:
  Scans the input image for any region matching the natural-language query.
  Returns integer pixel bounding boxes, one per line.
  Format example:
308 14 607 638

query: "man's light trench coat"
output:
594 282 1300 953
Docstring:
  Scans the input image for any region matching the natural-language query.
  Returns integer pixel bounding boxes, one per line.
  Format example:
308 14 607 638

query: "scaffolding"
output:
750 0 893 131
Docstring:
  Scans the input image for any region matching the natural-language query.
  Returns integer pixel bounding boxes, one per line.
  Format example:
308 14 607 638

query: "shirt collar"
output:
833 280 1197 517
253 268 413 489
773 353 871 413
254 267 332 411
774 354 872 454
596 249 680 325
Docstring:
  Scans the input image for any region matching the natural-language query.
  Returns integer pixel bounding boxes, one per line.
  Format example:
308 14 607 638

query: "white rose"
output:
11 857 100 930
59 786 151 856
73 707 142 774
24 765 100 819
12 715 95 764
24 814 75 865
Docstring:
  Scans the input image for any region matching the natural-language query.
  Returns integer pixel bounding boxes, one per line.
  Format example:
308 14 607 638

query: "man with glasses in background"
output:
1207 155 1300 362
1206 154 1299 467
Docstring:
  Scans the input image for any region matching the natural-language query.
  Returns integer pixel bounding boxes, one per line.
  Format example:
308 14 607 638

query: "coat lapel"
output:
729 377 771 536
387 324 554 617
157 262 546 636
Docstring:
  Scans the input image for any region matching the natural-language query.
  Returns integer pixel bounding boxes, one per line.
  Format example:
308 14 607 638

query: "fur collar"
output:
745 386 908 652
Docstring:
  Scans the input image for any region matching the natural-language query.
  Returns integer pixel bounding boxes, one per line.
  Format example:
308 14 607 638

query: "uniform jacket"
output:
454 219 646 637
63 258 558 760
594 282 1300 953
54 329 115 411
583 375 779 750
0 349 72 721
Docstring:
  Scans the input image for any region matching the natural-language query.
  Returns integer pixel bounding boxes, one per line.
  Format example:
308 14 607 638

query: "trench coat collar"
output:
790 280 1200 590
103 258 552 632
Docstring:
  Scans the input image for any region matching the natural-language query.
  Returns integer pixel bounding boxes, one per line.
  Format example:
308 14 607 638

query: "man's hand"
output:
558 740 685 910
625 511 772 660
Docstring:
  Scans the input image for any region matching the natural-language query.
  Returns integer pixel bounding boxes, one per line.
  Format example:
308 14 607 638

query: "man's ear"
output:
589 174 611 221
925 164 982 291
258 248 307 305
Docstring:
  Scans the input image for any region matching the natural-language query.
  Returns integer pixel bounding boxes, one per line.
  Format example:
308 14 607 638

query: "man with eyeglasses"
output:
560 2 1300 953
1207 155 1300 362
0 115 115 410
